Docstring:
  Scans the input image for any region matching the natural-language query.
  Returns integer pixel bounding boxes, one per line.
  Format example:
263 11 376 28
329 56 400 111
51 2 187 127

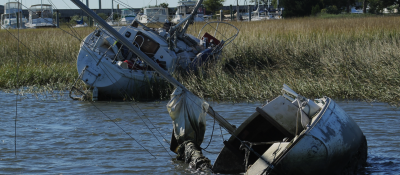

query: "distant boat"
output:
25 4 56 28
171 0 204 24
138 7 169 24
120 9 137 25
73 18 88 28
0 2 27 29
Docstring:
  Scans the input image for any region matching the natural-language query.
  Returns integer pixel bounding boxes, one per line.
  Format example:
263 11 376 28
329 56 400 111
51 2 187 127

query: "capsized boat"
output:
212 84 368 174
70 0 367 173
71 0 238 99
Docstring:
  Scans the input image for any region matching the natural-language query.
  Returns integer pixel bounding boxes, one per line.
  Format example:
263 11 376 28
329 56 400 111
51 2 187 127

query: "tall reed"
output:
1 16 400 104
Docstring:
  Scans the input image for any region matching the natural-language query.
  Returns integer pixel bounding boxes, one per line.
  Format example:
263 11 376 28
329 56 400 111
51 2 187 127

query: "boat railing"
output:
197 21 239 52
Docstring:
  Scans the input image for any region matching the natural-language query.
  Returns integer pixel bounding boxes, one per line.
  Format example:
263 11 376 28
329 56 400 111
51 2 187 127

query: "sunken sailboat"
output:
70 0 367 174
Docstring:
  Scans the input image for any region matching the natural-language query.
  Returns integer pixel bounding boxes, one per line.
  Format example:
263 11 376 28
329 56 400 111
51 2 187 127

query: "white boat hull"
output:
212 97 367 174
77 35 159 98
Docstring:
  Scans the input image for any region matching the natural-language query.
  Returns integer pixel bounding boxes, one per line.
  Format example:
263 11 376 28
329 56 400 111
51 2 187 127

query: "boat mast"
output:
70 0 237 134
257 0 260 17
177 0 203 38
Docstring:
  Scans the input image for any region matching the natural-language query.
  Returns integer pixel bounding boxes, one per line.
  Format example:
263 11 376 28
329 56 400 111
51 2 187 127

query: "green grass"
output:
2 16 400 104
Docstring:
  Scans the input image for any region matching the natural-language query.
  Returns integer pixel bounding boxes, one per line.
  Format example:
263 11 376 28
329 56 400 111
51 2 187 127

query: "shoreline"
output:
1 16 400 104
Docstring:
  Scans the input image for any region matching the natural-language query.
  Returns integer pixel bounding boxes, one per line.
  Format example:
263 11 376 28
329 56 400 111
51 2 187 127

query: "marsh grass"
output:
183 16 400 104
0 27 93 99
2 16 400 104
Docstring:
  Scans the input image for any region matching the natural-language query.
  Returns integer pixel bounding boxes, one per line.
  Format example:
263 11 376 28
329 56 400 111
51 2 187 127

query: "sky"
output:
1 0 250 9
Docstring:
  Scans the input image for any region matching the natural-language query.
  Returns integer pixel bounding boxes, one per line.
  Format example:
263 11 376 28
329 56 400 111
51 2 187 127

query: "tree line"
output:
202 0 400 17
280 0 399 17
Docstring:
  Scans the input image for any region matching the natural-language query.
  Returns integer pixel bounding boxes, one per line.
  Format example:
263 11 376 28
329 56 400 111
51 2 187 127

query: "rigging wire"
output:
15 0 21 157
134 104 171 146
9 1 164 158
11 0 244 159
60 0 72 9
20 0 178 158
90 102 157 159
4 29 158 159
129 104 173 158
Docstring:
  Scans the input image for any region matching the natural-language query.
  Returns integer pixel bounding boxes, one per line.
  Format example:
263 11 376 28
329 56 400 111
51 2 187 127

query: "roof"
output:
30 4 52 7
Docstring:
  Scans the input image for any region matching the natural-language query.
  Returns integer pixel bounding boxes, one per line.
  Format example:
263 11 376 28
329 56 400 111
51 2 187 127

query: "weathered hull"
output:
212 97 367 174
271 98 367 174
77 34 158 98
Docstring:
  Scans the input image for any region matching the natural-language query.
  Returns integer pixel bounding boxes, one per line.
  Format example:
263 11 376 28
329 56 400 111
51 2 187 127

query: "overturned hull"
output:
212 96 367 174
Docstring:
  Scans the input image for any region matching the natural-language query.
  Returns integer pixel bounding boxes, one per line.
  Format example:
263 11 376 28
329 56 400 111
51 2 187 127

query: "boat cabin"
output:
26 4 55 28
172 0 204 24
120 9 137 25
1 2 26 29
138 7 168 24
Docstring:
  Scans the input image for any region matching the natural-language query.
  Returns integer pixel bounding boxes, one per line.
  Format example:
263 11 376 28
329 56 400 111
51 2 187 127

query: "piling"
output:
56 10 59 28
230 5 233 21
248 5 251 21
237 0 239 21
220 10 223 21
16 12 19 28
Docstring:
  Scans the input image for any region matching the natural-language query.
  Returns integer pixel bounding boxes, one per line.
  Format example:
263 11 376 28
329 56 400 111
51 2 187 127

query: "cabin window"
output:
133 32 160 58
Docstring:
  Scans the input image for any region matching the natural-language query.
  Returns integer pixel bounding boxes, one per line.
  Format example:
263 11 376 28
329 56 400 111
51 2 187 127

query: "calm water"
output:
0 91 399 174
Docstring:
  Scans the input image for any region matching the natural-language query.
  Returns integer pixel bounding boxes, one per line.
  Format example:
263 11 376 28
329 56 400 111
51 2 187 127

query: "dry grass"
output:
1 16 400 104
183 16 400 104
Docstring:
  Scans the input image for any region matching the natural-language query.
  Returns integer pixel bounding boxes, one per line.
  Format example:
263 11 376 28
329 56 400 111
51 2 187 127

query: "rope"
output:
220 125 225 141
201 117 215 151
295 98 308 135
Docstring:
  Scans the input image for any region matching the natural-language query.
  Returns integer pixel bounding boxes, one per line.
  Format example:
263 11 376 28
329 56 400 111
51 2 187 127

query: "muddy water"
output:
0 92 398 174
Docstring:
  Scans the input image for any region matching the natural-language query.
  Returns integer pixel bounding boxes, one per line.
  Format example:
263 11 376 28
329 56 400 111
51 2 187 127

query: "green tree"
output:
159 3 169 8
271 0 278 8
280 0 321 17
367 0 396 13
97 13 108 20
203 0 225 14
322 0 356 13
311 4 321 15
